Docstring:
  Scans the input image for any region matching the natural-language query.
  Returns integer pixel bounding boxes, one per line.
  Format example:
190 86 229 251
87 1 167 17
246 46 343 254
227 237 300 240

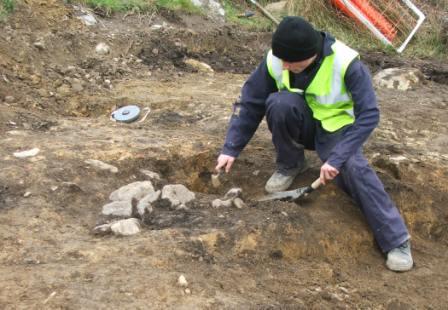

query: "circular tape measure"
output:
111 105 141 123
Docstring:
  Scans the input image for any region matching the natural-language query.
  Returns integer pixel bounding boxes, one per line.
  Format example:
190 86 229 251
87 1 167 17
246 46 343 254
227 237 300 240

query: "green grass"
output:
76 0 201 15
285 0 447 59
221 0 273 31
155 0 201 13
0 0 15 20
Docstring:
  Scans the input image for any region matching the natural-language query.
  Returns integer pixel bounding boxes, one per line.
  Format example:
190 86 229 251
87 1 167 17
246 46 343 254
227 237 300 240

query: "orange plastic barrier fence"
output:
331 0 397 42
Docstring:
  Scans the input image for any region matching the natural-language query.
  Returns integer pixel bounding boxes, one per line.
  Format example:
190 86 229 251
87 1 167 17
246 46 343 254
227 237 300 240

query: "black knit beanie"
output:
272 16 322 62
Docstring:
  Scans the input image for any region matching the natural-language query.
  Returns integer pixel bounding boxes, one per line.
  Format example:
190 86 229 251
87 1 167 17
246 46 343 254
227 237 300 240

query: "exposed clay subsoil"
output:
1 1 448 309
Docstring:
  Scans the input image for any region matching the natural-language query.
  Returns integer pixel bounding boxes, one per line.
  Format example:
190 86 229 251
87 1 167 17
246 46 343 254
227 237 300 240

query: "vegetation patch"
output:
0 0 15 20
76 0 201 15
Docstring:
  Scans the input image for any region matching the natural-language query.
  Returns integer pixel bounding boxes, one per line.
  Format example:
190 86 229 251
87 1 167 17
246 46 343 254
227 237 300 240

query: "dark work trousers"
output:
265 91 410 253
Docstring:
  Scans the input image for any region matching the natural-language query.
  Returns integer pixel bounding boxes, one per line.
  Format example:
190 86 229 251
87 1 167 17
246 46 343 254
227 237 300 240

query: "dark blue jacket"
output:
221 33 379 170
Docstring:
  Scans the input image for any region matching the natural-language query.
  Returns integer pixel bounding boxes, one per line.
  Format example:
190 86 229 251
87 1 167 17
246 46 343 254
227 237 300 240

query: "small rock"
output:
210 173 221 188
184 58 214 73
56 84 71 96
150 24 163 30
233 197 247 209
95 43 110 55
71 81 84 93
211 198 233 208
102 201 133 217
373 68 424 91
252 170 260 176
92 223 112 235
13 148 40 158
136 190 160 216
109 181 155 202
77 13 97 26
224 187 242 199
5 96 15 103
110 218 141 236
178 275 188 287
140 169 161 180
161 184 195 208
184 288 191 295
33 41 45 50
23 192 32 198
85 159 118 174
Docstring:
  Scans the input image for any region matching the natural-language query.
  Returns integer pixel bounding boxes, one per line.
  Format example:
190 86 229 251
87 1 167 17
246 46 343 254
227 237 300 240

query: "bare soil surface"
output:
1 1 448 309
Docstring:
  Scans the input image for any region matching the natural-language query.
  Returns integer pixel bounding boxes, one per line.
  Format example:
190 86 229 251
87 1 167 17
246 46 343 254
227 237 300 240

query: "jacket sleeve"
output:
326 60 380 170
221 58 277 157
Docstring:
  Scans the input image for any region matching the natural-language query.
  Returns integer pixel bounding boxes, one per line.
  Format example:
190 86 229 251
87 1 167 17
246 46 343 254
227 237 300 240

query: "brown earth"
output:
1 1 448 309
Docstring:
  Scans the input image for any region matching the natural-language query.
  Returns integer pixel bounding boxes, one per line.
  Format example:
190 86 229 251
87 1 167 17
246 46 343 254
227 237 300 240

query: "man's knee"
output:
266 91 306 118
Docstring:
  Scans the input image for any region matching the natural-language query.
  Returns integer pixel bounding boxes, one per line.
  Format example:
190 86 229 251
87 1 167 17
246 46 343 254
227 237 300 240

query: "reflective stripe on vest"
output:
266 41 359 132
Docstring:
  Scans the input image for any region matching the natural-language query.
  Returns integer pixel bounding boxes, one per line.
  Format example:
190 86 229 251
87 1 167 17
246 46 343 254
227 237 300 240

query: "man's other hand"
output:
215 154 235 173
320 162 339 185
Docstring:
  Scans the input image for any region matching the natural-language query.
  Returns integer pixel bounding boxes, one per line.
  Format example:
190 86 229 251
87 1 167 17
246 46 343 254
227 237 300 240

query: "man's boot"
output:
265 159 308 193
386 240 413 272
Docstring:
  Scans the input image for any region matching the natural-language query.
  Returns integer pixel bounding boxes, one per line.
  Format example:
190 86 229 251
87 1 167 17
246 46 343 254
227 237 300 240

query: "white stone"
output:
211 173 221 188
178 275 188 287
373 68 424 91
136 190 160 216
77 14 97 26
233 197 247 209
224 188 242 199
109 181 155 202
85 159 118 173
184 58 214 73
5 96 15 103
102 201 133 217
211 198 233 208
161 184 195 207
140 169 161 180
95 43 110 55
111 218 141 236
13 148 40 158
92 223 112 235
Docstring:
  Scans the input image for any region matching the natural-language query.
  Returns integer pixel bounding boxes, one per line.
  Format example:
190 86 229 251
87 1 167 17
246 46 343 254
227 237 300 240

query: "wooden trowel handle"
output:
311 178 322 190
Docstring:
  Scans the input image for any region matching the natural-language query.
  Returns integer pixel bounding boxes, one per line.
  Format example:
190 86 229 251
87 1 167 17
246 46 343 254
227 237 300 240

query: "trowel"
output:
258 178 322 202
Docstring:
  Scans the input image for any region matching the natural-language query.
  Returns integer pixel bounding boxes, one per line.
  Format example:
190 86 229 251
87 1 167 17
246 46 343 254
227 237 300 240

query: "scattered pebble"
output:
13 148 40 158
110 218 141 236
23 192 32 198
224 188 242 199
92 223 113 235
211 173 221 188
95 42 110 55
178 275 188 287
140 169 161 180
85 159 118 174
233 197 247 209
211 198 233 208
102 201 133 217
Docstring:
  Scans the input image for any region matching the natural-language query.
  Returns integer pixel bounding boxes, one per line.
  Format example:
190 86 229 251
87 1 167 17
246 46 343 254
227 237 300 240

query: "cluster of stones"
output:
211 188 247 209
93 178 196 236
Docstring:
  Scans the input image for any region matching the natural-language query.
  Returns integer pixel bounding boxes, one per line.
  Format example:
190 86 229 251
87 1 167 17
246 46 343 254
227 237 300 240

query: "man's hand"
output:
320 162 339 185
215 154 235 173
